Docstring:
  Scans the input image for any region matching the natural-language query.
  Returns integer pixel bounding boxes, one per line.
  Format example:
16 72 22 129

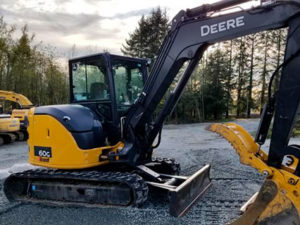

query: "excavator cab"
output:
69 53 148 144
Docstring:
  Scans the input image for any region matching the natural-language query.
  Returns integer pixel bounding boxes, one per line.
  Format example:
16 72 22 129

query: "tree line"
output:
0 9 287 124
122 8 287 122
0 17 68 107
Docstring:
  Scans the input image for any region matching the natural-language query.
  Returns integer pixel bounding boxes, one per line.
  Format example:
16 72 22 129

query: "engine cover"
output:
34 104 105 149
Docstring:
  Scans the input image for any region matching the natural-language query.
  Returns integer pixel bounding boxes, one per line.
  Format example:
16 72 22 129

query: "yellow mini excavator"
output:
0 90 34 140
4 0 300 223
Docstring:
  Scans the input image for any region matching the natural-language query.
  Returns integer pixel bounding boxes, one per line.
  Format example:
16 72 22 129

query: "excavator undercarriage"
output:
4 157 211 217
4 169 149 207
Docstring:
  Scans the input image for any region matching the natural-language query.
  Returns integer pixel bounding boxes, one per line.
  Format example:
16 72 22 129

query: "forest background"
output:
0 7 286 122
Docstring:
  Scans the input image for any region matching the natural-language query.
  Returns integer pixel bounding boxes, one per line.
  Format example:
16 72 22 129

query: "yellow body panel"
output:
209 123 300 225
27 108 123 169
0 118 20 132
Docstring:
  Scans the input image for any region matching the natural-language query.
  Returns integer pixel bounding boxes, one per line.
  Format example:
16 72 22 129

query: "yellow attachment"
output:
0 117 20 132
27 108 123 169
209 123 300 225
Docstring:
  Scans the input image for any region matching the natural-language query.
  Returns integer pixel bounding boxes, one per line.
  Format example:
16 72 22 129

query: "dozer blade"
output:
208 123 300 225
169 164 212 217
147 164 211 217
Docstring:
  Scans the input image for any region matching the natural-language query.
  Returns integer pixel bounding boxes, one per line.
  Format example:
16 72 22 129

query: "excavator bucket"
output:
230 179 300 225
208 123 300 225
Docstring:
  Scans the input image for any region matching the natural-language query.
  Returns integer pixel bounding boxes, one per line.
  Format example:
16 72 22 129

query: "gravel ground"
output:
0 119 299 225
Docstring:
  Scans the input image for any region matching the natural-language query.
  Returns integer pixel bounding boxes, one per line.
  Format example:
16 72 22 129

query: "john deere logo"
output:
200 16 245 37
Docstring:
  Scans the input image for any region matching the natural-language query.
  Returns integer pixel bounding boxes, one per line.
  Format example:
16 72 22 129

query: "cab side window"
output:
72 58 110 101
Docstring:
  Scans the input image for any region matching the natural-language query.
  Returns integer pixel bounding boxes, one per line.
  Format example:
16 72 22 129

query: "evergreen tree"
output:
245 34 255 118
0 17 68 106
221 40 235 118
257 31 273 110
121 7 168 60
201 49 228 120
269 29 287 93
0 17 15 90
234 37 248 117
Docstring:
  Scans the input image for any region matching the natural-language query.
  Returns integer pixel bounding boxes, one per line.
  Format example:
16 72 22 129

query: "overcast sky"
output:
0 0 259 60
0 0 224 57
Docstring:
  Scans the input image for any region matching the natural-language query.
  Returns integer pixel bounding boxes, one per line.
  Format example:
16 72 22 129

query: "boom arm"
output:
0 90 33 108
115 0 300 165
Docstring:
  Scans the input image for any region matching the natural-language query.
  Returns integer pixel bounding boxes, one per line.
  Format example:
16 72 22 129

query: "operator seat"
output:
90 82 106 99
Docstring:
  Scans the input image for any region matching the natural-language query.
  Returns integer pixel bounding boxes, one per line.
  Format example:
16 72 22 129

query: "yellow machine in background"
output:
0 90 33 140
0 115 20 145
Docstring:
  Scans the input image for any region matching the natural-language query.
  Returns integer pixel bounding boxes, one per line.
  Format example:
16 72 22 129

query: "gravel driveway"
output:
0 119 298 225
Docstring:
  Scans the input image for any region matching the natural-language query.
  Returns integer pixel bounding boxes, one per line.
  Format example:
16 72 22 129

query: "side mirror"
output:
146 58 152 67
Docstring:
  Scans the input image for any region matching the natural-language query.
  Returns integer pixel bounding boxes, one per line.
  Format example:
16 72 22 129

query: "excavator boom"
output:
113 0 300 223
0 90 33 108
110 0 300 169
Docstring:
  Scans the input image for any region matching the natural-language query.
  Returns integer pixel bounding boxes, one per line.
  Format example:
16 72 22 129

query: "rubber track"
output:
4 169 149 207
